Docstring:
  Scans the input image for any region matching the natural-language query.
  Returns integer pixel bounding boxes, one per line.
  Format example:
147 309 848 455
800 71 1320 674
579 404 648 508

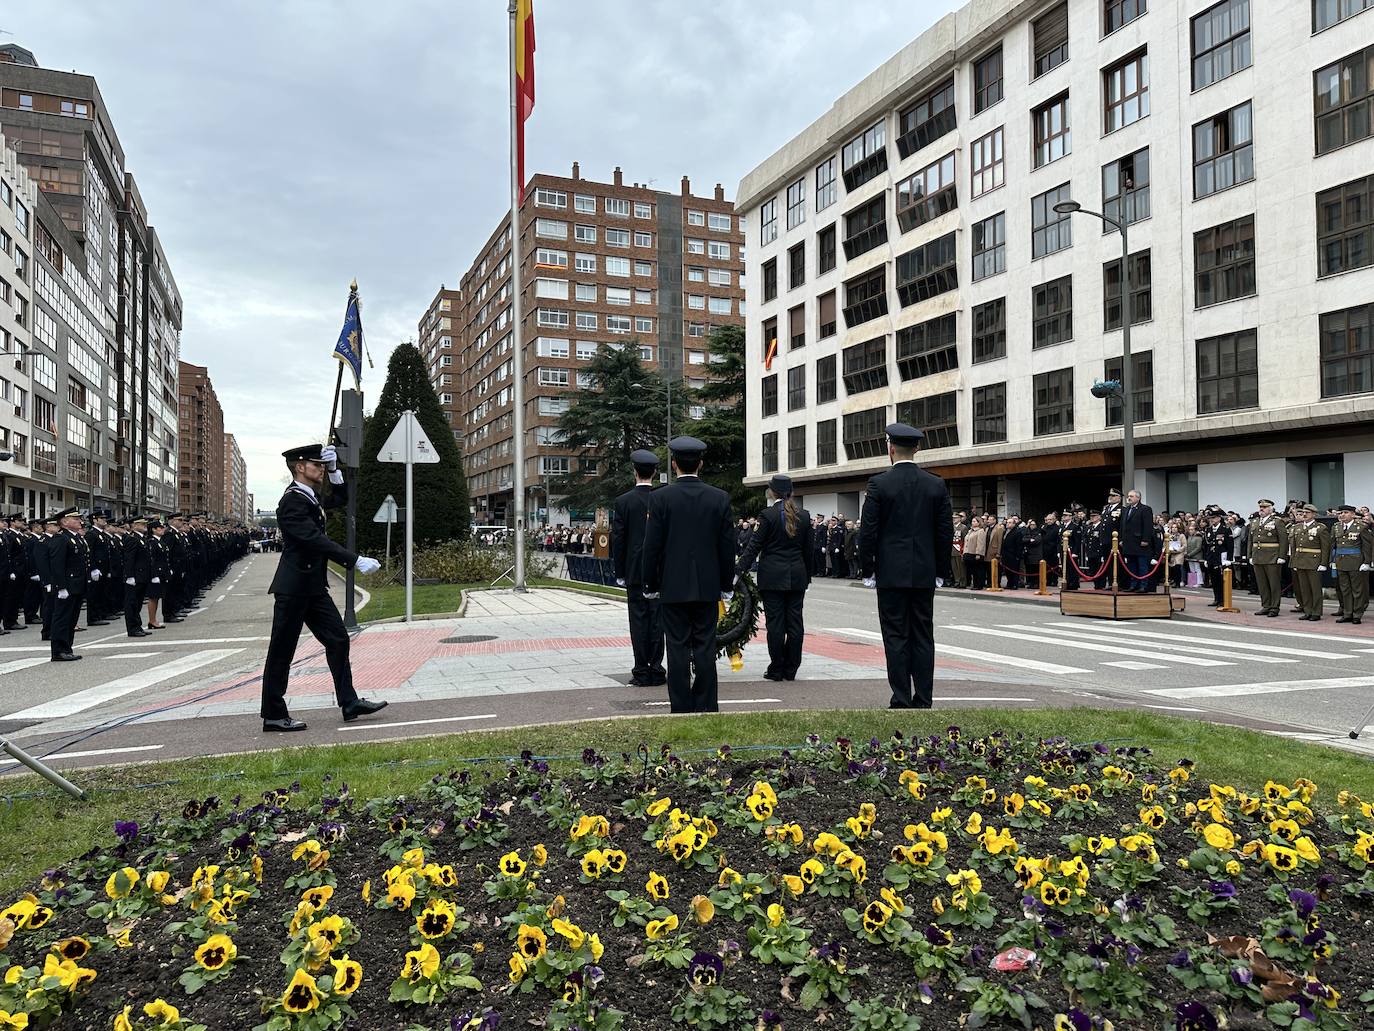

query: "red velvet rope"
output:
1115 551 1168 581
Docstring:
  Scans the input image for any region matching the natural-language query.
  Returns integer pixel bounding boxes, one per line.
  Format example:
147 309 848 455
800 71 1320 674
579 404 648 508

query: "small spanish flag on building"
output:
515 0 536 199
764 336 778 371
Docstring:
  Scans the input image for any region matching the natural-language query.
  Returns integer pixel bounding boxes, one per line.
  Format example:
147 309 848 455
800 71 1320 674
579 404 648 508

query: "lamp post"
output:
1054 198 1133 498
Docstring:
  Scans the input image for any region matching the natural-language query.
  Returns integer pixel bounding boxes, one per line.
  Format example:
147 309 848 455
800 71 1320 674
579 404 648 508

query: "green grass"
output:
355 576 625 621
2 709 1372 894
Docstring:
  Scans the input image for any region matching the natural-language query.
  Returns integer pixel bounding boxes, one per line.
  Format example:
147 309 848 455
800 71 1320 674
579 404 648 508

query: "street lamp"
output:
1053 198 1134 498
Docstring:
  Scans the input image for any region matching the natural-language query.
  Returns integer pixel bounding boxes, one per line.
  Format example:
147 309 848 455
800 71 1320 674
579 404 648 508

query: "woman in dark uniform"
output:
1021 519 1043 586
734 475 814 682
145 518 171 629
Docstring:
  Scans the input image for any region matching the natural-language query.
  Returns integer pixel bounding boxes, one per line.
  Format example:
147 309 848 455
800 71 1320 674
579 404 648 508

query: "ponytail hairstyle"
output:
767 487 800 538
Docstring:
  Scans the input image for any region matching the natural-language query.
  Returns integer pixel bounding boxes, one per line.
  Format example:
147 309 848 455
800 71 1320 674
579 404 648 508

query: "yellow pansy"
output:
1203 823 1236 850
646 914 679 940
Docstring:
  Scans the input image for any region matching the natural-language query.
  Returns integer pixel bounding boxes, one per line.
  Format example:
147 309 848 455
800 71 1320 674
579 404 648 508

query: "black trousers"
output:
260 593 359 720
124 581 147 634
1210 564 1225 606
659 600 719 714
24 578 42 623
876 587 935 709
626 589 665 682
761 589 805 678
40 585 55 639
1064 556 1081 590
1 577 19 627
50 589 83 658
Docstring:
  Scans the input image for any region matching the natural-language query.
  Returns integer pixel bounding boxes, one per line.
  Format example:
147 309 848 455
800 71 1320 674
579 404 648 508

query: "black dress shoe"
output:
762 671 784 682
342 698 388 722
51 653 82 662
263 717 308 732
1338 617 1353 624
128 629 150 637
89 620 110 627
4 624 23 631
165 616 184 623
1354 618 1362 625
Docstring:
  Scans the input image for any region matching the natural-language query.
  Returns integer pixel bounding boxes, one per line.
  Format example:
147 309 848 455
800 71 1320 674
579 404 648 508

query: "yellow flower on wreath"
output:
401 943 441 983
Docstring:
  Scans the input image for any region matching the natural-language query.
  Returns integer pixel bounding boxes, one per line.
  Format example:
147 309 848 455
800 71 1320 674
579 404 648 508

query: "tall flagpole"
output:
508 0 528 591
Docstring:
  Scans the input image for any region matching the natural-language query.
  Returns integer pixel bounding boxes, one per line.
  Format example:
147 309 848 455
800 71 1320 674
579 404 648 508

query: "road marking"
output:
1177 622 1369 644
1147 676 1374 700
3 649 244 720
934 696 1036 702
1103 660 1168 671
0 657 51 677
825 627 1091 675
0 744 164 768
338 713 498 732
1049 621 1351 660
85 636 271 650
103 652 162 659
215 594 226 603
1357 648 1374 654
1141 703 1208 711
643 698 782 707
945 624 1232 667
1010 624 1296 664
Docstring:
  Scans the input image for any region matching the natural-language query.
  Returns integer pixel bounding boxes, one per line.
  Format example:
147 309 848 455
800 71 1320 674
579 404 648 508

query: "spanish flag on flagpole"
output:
764 337 778 371
515 0 536 199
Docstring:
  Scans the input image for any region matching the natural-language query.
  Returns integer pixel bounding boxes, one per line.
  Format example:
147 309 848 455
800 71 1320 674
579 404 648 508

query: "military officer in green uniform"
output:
1289 504 1331 621
1332 504 1372 625
1247 499 1287 617
1284 511 1304 614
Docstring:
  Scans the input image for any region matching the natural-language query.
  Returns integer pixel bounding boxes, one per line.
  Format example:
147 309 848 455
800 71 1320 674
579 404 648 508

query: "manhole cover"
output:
440 634 499 644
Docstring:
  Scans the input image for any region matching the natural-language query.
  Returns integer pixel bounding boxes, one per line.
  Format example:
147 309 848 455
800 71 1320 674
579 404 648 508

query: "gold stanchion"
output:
1219 567 1240 613
1110 532 1120 593
987 557 1003 593
1037 559 1049 596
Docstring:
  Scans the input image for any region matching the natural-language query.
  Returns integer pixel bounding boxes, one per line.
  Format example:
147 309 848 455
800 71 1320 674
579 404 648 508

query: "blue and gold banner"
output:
333 286 364 389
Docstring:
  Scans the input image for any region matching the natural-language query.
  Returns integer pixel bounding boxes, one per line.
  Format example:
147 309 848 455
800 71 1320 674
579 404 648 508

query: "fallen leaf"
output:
779 974 795 1002
279 830 309 844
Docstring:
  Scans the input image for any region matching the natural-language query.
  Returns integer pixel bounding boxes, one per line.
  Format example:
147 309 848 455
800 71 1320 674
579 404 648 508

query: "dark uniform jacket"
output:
1203 523 1232 567
611 483 655 585
640 476 734 604
1001 524 1025 571
735 502 813 591
124 532 152 585
49 530 90 594
150 535 171 581
85 526 112 578
857 462 954 588
30 532 55 587
269 481 357 597
1119 503 1157 557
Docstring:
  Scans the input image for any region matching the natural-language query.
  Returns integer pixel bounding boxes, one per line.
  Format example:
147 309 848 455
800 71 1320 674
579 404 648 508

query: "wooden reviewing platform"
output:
1060 586 1181 619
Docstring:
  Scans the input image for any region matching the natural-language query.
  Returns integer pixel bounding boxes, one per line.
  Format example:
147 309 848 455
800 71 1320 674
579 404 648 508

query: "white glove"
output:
936 578 945 588
44 584 51 593
125 577 135 586
1318 565 1327 572
30 575 39 582
328 470 345 486
152 577 161 584
355 557 380 575
720 592 734 603
1277 558 1286 564
58 589 69 600
320 444 338 471
642 591 660 600
1221 559 1232 567
615 578 626 587
91 569 102 581
1361 564 1371 572
863 577 876 588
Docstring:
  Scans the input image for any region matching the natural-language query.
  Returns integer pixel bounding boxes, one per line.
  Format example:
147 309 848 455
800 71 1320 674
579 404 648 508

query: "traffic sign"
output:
372 495 399 524
377 411 440 464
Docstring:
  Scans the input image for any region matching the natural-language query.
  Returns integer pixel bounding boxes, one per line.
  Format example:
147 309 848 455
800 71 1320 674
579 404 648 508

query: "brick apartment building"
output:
223 430 247 523
419 163 745 525
177 361 224 517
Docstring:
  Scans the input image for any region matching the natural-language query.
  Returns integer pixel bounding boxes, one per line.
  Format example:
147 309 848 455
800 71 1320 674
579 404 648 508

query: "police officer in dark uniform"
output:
0 512 14 633
640 436 735 714
1062 507 1085 590
23 518 45 626
36 515 59 640
857 423 953 709
611 448 666 687
735 473 813 681
1085 510 1109 589
260 442 387 732
122 516 152 637
84 510 113 626
1202 507 1232 608
48 508 90 662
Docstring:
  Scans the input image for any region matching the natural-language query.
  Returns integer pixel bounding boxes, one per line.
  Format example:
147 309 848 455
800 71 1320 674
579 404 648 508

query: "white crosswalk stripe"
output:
4 649 243 721
945 624 1232 667
1147 676 1374 700
1103 660 1167 670
824 627 1091 675
1003 624 1297 664
1047 621 1350 660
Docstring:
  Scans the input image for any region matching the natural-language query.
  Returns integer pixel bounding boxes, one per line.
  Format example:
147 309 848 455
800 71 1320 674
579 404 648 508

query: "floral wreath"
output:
715 572 761 659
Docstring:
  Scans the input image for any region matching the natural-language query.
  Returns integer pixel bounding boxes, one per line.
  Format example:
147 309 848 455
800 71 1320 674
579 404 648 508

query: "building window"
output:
537 308 569 328
972 213 1006 282
817 354 837 403
843 194 887 259
1033 368 1074 436
895 232 957 307
760 197 778 244
972 298 1006 364
896 314 958 381
1105 0 1146 34
1033 93 1071 169
634 231 653 247
789 305 805 350
1315 45 1374 155
1103 148 1151 226
817 224 836 274
534 187 567 209
708 212 733 232
576 312 598 331
635 201 653 219
606 256 630 277
842 336 889 395
818 291 837 339
575 283 597 302
786 177 806 230
686 209 706 227
605 197 630 217
762 374 778 417
1193 102 1253 199
973 46 1004 113
575 253 597 274
708 241 731 260
1033 4 1070 77
843 407 889 460
1032 276 1074 349
841 120 888 190
535 218 567 239
787 364 806 410
1104 351 1155 425
762 431 778 472
707 268 731 287
1031 184 1074 258
973 383 1007 443
538 367 570 386
788 242 806 290
843 268 888 328
1317 175 1374 278
1315 0 1374 31
1104 51 1149 133
1104 250 1152 330
607 314 633 333
787 425 806 469
1192 0 1251 91
688 294 706 311
897 77 957 159
1320 303 1374 397
815 156 837 213
970 127 1005 198
817 419 837 464
895 152 958 232
1196 330 1259 413
763 258 778 302
606 228 630 247
896 392 958 450
763 317 778 357
1194 215 1256 307
707 297 732 315
574 194 596 213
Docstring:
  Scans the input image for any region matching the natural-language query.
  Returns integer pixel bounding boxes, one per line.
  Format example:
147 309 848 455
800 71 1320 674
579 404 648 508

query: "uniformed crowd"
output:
0 507 250 662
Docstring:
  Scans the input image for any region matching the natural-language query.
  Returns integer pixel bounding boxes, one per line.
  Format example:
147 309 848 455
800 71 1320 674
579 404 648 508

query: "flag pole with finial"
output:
328 279 361 444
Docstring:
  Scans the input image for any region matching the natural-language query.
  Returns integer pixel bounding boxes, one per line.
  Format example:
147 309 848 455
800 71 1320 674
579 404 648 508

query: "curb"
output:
327 566 372 614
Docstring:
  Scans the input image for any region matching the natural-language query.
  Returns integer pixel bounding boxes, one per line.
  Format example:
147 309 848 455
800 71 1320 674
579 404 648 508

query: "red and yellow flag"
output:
515 0 536 199
764 337 778 371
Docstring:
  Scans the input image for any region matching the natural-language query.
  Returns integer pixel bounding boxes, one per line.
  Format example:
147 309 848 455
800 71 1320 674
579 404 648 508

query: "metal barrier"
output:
566 554 619 586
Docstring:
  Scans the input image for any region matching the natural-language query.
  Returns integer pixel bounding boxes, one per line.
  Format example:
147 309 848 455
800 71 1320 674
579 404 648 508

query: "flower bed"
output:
2 729 1374 1030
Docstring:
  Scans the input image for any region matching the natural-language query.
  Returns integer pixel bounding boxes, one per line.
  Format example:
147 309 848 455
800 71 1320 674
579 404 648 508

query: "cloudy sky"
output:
9 0 959 507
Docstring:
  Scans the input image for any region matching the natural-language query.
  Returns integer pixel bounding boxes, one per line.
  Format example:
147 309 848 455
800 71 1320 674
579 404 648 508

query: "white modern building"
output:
737 0 1374 520
0 133 37 512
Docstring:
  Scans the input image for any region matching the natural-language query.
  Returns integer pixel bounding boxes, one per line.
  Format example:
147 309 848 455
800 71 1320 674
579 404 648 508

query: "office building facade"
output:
0 134 36 510
224 431 247 523
178 362 224 518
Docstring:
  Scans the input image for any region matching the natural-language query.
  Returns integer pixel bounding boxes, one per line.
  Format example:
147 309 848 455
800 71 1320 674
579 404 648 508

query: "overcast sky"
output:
8 0 960 508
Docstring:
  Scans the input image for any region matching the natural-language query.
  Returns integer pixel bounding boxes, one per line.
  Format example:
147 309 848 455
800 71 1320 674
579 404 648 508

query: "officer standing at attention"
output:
640 436 736 714
611 448 666 687
123 516 152 637
1202 507 1232 608
1333 504 1372 624
1247 499 1286 617
857 423 953 709
47 508 90 662
36 515 59 640
1290 503 1332 621
261 442 387 732
734 473 814 682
